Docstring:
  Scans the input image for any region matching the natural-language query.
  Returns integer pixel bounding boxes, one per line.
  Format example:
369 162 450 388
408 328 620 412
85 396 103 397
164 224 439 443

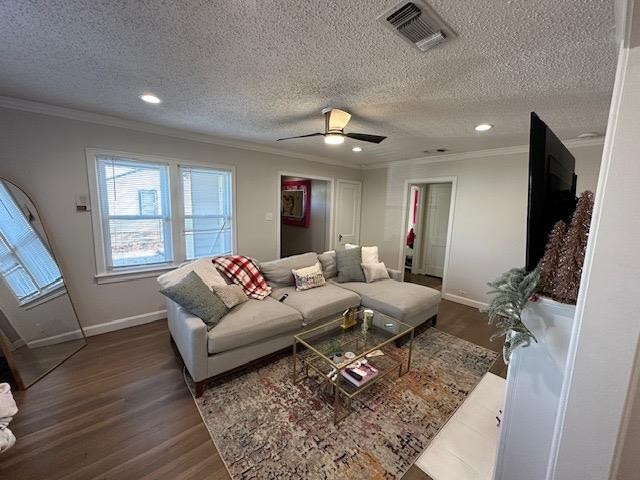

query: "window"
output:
88 150 235 280
96 156 172 269
0 183 63 302
181 166 233 259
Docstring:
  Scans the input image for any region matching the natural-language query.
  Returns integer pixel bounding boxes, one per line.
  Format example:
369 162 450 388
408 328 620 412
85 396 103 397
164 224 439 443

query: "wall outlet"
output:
458 289 467 297
265 212 273 221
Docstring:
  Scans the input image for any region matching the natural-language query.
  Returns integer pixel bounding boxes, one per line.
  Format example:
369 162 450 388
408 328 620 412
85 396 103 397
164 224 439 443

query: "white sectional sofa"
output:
163 252 441 397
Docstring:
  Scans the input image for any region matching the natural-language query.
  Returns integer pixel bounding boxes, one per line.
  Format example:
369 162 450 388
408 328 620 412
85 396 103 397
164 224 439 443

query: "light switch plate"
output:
265 212 273 221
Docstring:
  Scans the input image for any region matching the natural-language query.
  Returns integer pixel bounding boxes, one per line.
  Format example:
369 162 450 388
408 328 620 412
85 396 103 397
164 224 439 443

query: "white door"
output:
422 183 451 277
335 180 361 247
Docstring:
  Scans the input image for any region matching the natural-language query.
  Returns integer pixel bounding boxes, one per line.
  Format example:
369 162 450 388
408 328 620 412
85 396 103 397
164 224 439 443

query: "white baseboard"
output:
7 310 166 350
443 293 488 310
27 329 83 348
83 309 167 337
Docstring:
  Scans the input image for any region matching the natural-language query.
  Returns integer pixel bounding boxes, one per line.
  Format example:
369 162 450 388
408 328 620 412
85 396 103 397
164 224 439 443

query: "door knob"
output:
338 233 343 242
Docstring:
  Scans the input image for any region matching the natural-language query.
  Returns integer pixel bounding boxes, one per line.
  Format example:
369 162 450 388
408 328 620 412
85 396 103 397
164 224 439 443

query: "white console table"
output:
493 297 576 480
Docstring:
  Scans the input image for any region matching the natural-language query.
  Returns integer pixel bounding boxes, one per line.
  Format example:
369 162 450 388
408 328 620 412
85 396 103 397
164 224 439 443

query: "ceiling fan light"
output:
324 133 345 145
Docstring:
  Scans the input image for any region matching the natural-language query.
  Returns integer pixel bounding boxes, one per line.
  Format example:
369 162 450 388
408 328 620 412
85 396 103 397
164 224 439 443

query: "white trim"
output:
364 137 605 170
26 329 84 348
85 148 237 278
20 285 67 310
0 95 360 170
546 37 632 480
442 293 488 310
82 309 166 337
94 264 177 284
276 172 335 259
397 176 457 298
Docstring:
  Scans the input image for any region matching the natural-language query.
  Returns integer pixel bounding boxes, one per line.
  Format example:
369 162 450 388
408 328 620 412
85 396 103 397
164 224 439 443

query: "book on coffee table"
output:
341 363 379 387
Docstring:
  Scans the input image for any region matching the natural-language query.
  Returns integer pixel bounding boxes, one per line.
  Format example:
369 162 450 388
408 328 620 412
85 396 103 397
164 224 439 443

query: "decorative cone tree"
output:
552 191 595 304
538 220 567 297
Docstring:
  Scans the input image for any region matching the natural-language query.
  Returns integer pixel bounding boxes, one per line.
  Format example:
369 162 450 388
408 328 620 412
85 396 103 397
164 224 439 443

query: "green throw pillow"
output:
160 271 229 330
335 246 366 283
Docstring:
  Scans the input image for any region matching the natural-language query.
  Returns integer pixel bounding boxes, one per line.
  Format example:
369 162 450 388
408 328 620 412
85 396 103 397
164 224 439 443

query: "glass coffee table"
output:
292 309 414 424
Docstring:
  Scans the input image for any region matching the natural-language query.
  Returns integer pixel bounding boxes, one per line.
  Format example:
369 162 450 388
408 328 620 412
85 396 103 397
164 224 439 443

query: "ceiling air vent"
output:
378 1 455 52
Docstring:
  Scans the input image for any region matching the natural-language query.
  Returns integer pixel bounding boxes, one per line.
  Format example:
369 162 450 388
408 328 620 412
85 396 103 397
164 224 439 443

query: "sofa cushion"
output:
318 250 337 279
212 284 249 309
271 283 360 325
260 252 319 287
345 244 379 264
335 247 365 283
361 262 390 283
157 257 227 290
292 262 326 291
160 271 229 330
207 297 302 354
335 279 441 321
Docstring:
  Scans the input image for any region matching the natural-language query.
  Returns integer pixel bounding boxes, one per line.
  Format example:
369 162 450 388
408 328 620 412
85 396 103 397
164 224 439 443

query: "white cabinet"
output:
493 297 576 480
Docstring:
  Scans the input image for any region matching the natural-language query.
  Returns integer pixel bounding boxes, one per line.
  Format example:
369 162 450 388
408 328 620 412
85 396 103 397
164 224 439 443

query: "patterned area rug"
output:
186 328 498 480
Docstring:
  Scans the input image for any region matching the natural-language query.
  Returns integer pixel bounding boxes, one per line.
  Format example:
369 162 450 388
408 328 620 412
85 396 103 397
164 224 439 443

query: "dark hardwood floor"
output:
404 271 443 291
1 299 503 480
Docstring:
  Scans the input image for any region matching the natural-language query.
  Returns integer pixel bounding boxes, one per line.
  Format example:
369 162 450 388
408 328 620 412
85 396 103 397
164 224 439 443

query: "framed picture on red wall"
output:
281 179 311 227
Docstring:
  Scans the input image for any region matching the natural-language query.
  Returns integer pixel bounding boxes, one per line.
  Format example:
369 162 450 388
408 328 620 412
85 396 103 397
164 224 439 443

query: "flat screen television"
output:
526 112 577 272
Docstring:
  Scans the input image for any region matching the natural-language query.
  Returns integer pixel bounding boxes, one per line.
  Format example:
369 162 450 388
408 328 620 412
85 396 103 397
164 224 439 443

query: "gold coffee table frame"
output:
292 310 414 424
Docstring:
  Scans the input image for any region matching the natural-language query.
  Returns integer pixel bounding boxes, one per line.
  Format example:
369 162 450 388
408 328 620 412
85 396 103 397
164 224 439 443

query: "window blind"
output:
0 183 62 301
96 156 172 269
180 166 233 259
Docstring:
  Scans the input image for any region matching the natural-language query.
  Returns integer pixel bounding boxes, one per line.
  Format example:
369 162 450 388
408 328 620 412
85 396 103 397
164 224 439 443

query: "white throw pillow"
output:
345 244 379 264
291 262 326 291
361 262 390 283
361 246 379 264
157 258 227 290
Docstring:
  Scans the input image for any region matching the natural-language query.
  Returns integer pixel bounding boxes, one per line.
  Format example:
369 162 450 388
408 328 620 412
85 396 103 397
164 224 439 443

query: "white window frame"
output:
86 148 237 284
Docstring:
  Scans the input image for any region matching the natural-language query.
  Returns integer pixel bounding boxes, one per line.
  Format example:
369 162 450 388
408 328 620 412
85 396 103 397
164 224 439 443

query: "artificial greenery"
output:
482 266 540 363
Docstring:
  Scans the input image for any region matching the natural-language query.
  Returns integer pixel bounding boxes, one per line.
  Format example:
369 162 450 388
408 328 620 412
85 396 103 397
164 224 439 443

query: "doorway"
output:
278 174 333 258
401 178 455 292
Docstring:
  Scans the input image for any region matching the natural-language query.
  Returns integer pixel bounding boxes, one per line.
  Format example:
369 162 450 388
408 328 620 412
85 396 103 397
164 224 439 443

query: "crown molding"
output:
0 96 605 172
364 137 605 170
0 95 362 170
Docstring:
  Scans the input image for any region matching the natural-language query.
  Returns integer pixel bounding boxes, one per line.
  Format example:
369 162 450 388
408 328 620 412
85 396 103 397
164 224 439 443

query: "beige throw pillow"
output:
361 262 390 283
157 258 227 290
212 284 249 309
344 244 379 264
292 262 326 291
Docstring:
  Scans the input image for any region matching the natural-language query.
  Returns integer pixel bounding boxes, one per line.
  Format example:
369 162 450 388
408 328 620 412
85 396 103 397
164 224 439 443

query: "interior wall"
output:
360 143 603 305
0 107 361 330
280 177 328 257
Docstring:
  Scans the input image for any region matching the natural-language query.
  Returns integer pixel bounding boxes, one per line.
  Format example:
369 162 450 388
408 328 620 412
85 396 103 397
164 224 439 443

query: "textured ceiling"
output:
0 0 617 166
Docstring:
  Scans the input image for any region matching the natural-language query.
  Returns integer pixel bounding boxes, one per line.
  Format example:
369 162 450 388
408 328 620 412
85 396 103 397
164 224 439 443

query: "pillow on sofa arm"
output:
361 262 390 283
160 271 229 330
292 262 326 291
335 247 366 283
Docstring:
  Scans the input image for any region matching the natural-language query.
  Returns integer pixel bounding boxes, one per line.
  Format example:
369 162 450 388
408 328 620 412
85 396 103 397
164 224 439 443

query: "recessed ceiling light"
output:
139 93 162 104
352 146 363 152
474 123 493 132
324 133 345 145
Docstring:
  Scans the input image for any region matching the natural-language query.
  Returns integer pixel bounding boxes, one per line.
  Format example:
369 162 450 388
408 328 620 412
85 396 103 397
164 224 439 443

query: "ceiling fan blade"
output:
276 133 324 141
324 108 352 131
345 133 387 144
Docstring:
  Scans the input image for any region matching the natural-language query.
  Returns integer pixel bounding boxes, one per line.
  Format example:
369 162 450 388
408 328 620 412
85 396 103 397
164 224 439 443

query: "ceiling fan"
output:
277 108 387 145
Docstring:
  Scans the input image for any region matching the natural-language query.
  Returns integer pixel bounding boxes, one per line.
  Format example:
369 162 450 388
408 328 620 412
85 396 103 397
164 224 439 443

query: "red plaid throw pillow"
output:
212 256 272 300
